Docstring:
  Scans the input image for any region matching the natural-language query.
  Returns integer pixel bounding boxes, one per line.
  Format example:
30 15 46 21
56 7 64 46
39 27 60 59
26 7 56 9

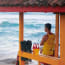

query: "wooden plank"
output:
19 13 25 65
60 14 65 65
19 51 60 65
0 6 65 12
55 14 59 57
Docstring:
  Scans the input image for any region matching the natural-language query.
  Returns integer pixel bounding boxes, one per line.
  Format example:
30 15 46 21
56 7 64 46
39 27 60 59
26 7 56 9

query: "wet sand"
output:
0 62 15 65
0 59 16 65
0 59 38 65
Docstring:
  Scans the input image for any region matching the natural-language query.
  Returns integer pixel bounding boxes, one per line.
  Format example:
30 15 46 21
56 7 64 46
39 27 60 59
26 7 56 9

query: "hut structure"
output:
0 0 65 65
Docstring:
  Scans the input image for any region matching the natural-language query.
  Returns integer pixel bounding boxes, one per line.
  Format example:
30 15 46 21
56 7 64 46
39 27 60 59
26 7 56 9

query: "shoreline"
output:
0 58 38 65
0 58 16 65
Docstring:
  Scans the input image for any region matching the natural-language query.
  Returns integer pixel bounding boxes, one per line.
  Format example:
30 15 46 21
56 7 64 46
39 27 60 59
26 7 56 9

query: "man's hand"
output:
40 49 43 54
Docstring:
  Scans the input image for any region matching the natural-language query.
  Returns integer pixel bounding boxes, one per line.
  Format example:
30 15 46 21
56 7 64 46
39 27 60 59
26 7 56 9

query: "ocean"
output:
0 12 56 60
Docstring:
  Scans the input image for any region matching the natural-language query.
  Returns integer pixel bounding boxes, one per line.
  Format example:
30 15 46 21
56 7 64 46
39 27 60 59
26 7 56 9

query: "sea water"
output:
0 12 56 60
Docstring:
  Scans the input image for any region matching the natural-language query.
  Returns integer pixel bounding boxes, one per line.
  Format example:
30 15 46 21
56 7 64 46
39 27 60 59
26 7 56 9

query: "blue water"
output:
0 21 19 59
0 12 56 59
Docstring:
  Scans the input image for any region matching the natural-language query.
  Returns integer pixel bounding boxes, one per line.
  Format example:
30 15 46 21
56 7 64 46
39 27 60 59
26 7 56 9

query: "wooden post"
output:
55 14 59 57
38 62 41 65
19 12 25 65
60 14 65 65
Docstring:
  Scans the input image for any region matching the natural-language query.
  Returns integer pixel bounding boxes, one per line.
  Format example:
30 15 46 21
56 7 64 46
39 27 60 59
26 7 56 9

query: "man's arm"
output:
40 35 47 45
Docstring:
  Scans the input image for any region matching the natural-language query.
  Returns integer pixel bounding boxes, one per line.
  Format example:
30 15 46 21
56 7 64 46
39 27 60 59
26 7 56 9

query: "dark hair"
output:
45 23 51 30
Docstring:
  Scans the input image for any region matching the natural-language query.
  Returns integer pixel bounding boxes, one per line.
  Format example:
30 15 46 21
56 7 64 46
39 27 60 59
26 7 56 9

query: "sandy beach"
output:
0 59 16 65
0 59 38 65
0 62 15 65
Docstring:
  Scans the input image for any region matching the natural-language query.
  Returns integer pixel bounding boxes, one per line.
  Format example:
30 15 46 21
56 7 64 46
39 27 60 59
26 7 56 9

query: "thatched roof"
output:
0 0 65 7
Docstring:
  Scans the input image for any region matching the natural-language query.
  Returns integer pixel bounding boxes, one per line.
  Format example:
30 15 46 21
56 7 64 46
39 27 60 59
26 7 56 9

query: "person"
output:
40 23 55 65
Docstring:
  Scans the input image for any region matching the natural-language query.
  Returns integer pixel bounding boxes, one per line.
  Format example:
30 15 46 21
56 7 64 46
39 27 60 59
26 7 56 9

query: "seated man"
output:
40 23 55 65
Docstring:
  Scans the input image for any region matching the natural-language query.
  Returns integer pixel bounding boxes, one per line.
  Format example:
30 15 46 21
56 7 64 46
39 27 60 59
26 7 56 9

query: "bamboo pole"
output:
60 14 65 65
19 12 25 65
38 62 41 65
55 14 59 57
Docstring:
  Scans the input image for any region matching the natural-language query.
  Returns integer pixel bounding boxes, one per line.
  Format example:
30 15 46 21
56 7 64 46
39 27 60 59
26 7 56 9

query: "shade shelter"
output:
0 0 65 65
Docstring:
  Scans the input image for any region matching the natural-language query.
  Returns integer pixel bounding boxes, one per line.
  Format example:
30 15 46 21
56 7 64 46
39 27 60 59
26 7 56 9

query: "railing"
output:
18 51 60 65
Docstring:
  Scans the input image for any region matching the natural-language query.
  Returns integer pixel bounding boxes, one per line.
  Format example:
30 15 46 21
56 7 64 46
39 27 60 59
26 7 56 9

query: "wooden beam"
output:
19 13 25 65
55 14 59 57
0 6 65 12
60 14 65 65
19 51 60 65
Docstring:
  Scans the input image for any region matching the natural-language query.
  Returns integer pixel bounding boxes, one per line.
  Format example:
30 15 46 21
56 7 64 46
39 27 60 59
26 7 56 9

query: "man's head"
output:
45 23 51 32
